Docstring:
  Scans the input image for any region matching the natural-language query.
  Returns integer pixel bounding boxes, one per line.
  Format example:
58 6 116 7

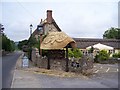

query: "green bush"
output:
68 48 82 58
94 54 99 63
113 52 120 58
68 49 74 58
88 46 94 53
97 50 110 61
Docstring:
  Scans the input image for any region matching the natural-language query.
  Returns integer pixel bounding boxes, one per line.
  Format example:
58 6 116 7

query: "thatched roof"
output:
40 32 76 49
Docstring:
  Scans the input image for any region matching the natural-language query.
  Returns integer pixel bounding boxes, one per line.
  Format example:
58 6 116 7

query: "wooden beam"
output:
47 53 50 69
65 45 69 72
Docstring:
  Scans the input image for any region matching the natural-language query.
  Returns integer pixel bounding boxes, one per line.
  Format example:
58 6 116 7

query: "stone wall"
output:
50 59 66 71
31 48 94 75
37 56 48 69
36 57 66 71
68 55 94 75
31 48 39 66
68 58 82 73
44 24 59 35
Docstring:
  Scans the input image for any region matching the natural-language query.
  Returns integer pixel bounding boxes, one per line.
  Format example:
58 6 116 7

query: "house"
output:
86 43 114 57
32 10 61 40
73 38 120 54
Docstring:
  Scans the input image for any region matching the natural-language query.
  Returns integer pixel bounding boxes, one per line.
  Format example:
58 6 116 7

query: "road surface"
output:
89 63 118 88
12 63 118 88
2 51 22 88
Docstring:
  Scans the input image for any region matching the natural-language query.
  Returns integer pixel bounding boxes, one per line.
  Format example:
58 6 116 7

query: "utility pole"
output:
29 24 33 60
37 24 43 56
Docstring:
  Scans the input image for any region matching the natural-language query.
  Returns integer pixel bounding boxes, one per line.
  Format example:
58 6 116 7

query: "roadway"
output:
89 63 119 88
2 51 22 88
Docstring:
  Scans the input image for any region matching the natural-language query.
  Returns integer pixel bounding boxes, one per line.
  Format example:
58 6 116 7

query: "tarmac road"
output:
90 63 119 88
2 51 22 88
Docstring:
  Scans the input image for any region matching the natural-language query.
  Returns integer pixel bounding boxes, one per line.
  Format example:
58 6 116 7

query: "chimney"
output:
47 10 52 23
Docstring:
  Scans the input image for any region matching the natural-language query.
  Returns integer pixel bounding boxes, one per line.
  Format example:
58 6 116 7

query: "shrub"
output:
94 54 99 63
68 49 74 58
113 52 120 58
88 46 94 53
97 50 110 61
68 48 82 58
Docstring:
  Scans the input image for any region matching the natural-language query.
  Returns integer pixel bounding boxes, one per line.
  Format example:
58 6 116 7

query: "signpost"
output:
22 55 29 68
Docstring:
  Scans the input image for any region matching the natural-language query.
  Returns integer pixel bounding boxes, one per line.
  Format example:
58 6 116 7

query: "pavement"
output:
11 53 41 88
11 54 119 88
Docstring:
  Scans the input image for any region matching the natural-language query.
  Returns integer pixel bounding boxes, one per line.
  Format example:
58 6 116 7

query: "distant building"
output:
73 38 120 54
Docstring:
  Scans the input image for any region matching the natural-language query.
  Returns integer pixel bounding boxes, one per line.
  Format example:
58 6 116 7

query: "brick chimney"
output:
47 10 53 23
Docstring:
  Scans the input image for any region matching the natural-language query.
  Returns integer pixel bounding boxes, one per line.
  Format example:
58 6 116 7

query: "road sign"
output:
22 56 29 68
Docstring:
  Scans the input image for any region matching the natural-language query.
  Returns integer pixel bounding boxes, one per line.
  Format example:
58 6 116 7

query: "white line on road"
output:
94 70 99 73
100 66 102 69
94 66 96 68
106 68 110 72
117 69 119 72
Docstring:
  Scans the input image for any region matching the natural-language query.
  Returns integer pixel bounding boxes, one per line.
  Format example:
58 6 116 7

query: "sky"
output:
1 0 119 42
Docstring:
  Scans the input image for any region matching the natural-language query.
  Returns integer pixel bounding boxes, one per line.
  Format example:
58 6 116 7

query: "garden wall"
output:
31 48 94 75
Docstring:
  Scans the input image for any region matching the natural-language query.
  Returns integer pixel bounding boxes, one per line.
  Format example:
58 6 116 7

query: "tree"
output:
18 40 28 50
1 24 15 52
28 36 39 48
2 34 15 51
103 27 120 39
10 40 15 51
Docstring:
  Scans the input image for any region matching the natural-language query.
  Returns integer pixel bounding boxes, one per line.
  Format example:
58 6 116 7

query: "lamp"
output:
37 24 43 35
30 24 33 35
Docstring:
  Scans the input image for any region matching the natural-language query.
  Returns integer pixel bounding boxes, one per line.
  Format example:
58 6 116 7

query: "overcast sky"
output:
1 0 119 42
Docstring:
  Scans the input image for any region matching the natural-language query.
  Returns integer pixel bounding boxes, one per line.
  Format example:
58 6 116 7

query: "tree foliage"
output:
103 27 120 39
18 36 39 50
18 39 28 50
28 36 39 48
2 34 15 51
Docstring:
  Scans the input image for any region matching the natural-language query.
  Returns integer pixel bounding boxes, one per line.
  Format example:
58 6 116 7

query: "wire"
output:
15 0 37 20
